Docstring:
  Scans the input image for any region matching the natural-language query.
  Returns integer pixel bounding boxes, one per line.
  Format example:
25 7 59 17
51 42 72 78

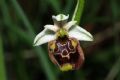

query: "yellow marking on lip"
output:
60 63 73 71
50 43 55 50
71 39 77 48
49 41 56 52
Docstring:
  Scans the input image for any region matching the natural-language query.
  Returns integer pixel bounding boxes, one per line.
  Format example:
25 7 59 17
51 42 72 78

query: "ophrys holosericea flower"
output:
33 14 93 71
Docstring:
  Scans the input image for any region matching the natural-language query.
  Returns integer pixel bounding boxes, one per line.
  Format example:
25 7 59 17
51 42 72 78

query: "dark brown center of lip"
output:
53 38 79 66
54 52 79 66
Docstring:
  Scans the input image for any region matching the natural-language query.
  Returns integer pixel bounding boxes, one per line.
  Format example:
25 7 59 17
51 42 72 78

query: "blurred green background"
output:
0 0 120 80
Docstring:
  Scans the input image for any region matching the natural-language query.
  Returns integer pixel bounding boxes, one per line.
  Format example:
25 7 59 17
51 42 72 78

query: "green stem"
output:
72 0 85 24
0 34 7 80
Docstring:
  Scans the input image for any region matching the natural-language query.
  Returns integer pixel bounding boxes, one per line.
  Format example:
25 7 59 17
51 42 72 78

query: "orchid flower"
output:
33 14 93 71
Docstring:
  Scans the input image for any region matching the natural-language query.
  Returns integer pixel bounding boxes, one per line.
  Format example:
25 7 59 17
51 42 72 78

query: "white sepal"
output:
64 21 77 30
68 26 93 41
33 28 56 46
44 25 59 32
52 14 69 21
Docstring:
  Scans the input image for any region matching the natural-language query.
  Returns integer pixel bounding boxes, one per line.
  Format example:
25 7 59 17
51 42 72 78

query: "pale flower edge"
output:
33 28 56 46
68 26 93 41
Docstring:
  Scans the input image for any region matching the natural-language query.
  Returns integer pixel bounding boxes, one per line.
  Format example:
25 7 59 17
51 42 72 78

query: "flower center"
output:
56 28 68 38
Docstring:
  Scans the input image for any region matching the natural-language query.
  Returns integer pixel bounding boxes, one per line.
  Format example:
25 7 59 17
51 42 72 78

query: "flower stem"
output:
72 0 85 24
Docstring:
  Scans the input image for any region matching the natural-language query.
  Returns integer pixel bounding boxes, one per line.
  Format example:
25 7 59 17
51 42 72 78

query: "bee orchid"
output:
33 14 93 71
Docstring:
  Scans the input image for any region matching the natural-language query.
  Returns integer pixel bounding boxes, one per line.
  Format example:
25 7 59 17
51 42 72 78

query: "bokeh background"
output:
0 0 120 80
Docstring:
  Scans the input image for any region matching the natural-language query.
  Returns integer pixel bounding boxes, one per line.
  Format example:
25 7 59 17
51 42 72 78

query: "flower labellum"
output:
33 14 93 71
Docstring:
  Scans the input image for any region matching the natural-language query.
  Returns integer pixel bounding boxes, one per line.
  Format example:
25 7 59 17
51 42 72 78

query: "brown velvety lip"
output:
48 37 85 70
54 49 80 68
